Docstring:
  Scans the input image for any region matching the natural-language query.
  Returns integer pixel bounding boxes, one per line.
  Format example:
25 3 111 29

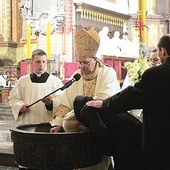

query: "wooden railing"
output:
102 55 135 83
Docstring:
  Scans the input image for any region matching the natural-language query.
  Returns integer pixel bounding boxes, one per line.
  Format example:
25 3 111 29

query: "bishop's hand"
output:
50 125 63 133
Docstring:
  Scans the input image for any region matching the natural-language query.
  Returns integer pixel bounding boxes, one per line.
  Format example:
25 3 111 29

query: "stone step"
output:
0 116 15 121
0 104 14 121
0 104 12 111
0 120 18 153
0 105 18 167
0 115 15 121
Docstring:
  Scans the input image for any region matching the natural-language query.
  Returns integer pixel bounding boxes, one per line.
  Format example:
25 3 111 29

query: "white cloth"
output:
9 74 63 124
0 75 6 87
122 74 143 122
109 37 121 56
121 74 135 90
96 33 111 59
120 39 134 57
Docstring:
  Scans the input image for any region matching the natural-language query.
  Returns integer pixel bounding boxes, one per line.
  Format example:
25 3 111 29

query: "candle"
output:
46 21 51 59
138 0 147 58
26 23 31 59
138 0 147 44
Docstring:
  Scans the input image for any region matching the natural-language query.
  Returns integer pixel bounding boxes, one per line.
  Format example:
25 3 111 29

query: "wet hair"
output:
151 49 157 53
157 35 170 55
31 49 47 60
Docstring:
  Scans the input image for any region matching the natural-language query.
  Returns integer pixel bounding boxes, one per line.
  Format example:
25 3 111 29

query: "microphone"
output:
26 73 81 108
60 73 81 90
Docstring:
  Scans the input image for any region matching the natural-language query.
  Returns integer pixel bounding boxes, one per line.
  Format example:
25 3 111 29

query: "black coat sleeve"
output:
102 86 144 113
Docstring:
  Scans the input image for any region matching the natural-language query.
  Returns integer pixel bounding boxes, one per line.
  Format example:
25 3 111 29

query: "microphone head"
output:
73 73 81 81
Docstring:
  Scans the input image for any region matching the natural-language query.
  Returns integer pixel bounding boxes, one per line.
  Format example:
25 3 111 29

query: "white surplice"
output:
9 74 63 124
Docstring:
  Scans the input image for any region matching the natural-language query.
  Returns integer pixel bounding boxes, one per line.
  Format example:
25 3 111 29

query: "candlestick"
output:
46 21 51 59
26 23 31 59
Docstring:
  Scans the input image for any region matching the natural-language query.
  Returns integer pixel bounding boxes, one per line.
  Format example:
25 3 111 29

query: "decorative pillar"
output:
123 22 127 33
1 0 12 41
147 0 156 14
137 0 147 58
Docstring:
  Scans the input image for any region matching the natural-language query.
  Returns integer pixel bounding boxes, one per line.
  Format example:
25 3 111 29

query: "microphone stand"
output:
26 86 62 108
26 78 77 108
26 73 81 108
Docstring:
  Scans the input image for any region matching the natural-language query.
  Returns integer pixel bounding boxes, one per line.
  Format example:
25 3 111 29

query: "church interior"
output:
0 0 170 169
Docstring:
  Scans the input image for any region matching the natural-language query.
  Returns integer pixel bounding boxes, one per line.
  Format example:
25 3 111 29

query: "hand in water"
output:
50 126 62 133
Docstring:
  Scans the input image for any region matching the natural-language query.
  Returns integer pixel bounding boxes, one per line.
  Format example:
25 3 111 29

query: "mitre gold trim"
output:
74 28 100 58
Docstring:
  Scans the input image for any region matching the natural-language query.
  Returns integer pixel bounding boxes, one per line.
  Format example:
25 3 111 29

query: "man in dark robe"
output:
74 35 170 170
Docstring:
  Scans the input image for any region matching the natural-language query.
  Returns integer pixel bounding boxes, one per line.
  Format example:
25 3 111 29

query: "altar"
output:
102 55 135 83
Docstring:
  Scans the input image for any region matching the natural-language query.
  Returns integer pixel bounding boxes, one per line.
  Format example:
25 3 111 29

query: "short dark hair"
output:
157 35 170 55
122 32 128 36
151 49 157 53
31 49 47 60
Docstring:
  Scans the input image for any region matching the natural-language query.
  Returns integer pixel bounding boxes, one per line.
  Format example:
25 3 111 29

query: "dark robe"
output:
74 95 142 170
74 57 170 170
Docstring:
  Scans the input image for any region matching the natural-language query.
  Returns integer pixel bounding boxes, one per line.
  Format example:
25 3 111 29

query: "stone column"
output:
147 0 156 14
1 0 12 41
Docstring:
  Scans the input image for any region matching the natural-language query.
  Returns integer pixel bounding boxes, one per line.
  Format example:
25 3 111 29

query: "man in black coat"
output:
74 95 142 170
74 35 170 170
